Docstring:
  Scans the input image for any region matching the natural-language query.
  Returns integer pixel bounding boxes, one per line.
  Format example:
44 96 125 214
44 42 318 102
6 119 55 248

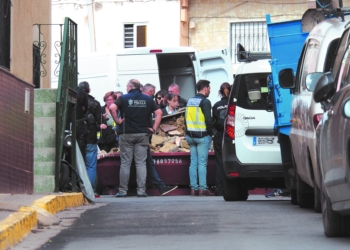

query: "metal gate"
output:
55 17 78 192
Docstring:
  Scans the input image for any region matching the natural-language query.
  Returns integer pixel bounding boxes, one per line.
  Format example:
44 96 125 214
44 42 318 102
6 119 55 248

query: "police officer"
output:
185 79 214 196
142 83 178 196
75 85 89 159
109 79 162 197
78 81 102 196
212 82 231 196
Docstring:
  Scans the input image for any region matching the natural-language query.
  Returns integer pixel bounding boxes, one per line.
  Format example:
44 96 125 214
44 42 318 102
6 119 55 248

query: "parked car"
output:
278 16 350 212
313 24 350 237
222 44 284 201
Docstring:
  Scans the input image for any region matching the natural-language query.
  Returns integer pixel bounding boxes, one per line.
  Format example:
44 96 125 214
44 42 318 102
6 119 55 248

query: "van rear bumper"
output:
222 139 284 179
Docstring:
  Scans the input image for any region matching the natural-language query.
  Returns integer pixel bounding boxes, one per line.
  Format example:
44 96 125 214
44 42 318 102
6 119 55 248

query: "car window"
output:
332 29 349 78
323 38 340 72
231 73 272 110
300 40 320 91
336 45 350 91
294 44 307 94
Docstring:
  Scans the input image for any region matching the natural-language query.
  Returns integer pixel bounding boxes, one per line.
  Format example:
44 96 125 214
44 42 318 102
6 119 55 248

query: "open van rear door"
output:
196 48 233 104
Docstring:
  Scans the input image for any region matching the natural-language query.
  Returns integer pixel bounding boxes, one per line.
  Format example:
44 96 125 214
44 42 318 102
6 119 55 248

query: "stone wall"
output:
188 0 350 51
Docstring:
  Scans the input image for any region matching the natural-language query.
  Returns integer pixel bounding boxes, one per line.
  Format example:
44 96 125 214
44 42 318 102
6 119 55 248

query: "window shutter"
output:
124 24 134 48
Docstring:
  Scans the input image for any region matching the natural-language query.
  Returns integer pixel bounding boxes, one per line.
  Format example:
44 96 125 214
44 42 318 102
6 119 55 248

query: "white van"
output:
222 45 284 202
52 47 233 105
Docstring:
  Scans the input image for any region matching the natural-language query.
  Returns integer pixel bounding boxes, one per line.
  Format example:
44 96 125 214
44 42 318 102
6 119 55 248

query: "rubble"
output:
98 109 214 156
159 142 179 153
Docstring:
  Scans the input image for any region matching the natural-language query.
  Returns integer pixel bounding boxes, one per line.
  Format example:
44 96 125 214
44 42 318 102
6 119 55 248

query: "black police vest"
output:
118 89 154 134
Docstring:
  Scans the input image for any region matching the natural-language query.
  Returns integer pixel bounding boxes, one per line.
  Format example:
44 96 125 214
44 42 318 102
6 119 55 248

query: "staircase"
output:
33 89 57 192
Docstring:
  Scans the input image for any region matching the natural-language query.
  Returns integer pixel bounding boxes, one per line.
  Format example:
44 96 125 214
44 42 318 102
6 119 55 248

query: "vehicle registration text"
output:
253 136 278 146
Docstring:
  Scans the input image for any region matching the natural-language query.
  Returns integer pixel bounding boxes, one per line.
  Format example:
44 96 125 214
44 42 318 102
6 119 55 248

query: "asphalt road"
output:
14 195 350 250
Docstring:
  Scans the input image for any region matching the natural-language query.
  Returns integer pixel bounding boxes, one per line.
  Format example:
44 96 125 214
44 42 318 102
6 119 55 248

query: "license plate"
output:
253 136 278 146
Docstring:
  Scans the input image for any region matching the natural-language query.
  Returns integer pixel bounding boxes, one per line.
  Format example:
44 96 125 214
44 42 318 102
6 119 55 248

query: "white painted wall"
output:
51 0 181 55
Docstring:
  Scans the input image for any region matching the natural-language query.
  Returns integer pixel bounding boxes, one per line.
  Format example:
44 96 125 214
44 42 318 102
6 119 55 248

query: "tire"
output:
322 181 343 237
239 188 249 201
290 189 298 205
313 180 321 213
223 176 240 201
296 172 314 208
59 162 70 191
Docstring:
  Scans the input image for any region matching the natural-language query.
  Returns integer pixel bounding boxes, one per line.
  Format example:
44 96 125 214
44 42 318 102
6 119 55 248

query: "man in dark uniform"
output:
109 79 162 197
75 86 89 159
78 81 102 197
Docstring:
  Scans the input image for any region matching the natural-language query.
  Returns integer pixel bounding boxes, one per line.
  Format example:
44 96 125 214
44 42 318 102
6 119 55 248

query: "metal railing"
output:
55 18 78 192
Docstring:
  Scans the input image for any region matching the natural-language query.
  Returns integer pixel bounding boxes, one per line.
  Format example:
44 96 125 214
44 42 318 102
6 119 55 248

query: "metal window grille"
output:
124 24 134 48
316 0 342 8
231 22 270 64
0 0 11 69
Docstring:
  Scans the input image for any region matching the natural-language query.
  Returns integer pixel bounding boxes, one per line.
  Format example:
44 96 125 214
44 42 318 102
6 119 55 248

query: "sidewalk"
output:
0 192 88 250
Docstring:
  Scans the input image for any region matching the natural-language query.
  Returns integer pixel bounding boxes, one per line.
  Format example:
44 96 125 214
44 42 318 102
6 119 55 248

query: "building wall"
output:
11 0 52 88
188 0 308 51
52 0 181 56
0 68 34 193
0 1 51 193
188 0 350 72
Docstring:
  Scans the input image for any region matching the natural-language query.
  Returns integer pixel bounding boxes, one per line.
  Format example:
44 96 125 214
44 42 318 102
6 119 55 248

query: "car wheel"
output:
322 180 343 237
223 176 240 201
313 180 321 213
290 189 298 205
296 173 314 208
239 188 249 201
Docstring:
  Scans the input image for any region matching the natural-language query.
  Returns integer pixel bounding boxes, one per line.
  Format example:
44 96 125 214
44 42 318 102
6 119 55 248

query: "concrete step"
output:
34 103 56 118
34 132 56 148
34 175 55 192
34 117 56 133
34 89 57 103
34 148 55 162
34 162 55 175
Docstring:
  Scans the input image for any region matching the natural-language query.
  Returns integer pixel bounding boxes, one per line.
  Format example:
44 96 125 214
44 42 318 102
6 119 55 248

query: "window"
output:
230 22 269 64
233 73 272 111
124 24 147 48
299 40 320 91
332 29 349 78
0 0 11 69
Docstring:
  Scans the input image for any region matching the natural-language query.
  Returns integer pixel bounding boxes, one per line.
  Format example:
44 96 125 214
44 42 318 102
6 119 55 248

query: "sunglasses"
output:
156 97 162 100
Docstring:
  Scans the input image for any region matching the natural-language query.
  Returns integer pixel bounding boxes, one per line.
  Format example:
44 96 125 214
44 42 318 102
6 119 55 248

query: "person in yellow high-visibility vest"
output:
185 79 215 196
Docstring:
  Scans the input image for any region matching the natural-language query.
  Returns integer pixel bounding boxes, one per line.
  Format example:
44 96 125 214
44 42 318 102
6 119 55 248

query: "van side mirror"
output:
305 72 323 91
246 76 261 101
278 68 295 88
237 43 248 62
313 72 335 103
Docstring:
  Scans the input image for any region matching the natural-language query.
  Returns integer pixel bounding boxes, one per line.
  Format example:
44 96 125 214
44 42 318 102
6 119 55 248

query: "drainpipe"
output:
86 0 96 52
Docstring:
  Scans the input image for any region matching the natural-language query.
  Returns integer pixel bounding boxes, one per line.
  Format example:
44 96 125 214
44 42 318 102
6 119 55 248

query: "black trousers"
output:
213 132 224 194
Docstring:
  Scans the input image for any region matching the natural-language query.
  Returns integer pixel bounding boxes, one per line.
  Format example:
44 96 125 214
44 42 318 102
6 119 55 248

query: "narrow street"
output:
14 195 350 250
